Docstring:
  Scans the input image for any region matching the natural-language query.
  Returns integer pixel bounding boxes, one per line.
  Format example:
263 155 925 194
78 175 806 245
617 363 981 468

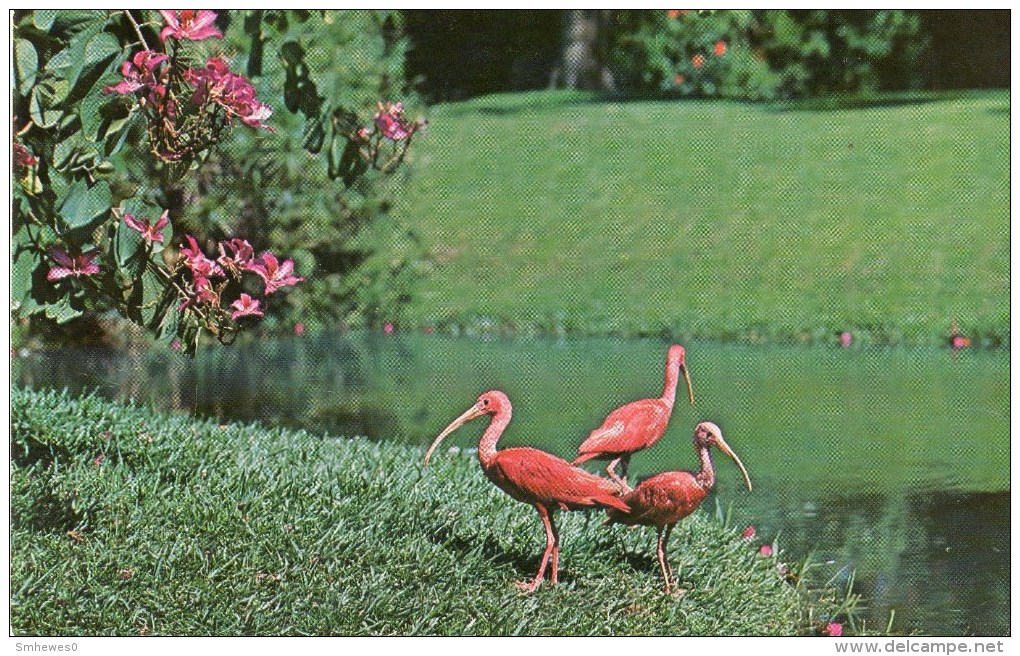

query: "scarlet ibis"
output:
423 390 630 593
605 421 752 593
573 344 695 488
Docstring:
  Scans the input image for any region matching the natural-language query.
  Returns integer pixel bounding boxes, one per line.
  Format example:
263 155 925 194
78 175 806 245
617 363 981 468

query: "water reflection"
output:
13 332 1009 635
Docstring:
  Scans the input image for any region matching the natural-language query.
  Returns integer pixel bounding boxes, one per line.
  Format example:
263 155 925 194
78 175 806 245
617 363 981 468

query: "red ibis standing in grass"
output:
424 390 630 593
573 344 695 488
605 421 752 594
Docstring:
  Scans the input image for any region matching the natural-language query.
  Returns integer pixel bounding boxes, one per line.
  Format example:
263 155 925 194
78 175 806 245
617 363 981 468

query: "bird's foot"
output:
669 587 688 598
514 578 543 593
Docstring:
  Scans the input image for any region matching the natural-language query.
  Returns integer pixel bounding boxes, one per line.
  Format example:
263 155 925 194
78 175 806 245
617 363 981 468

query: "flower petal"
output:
47 267 74 281
47 247 74 268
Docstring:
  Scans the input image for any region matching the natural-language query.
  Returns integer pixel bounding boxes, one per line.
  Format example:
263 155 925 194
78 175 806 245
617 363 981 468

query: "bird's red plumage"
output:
605 470 708 526
573 399 670 462
487 447 630 513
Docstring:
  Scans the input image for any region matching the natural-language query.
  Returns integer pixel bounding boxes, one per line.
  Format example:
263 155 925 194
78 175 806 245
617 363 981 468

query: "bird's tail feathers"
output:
597 492 630 513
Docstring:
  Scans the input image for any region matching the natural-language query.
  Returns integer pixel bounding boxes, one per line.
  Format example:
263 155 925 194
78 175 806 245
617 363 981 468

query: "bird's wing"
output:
576 400 669 456
609 471 705 525
575 420 625 456
491 448 629 512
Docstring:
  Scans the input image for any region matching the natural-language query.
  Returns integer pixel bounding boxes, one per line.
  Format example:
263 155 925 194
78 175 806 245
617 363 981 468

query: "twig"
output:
123 10 151 51
147 261 220 333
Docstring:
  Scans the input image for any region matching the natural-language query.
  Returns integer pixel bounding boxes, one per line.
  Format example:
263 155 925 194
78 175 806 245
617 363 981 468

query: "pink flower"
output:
93 453 104 467
840 331 853 348
123 210 169 244
383 322 394 334
230 293 264 320
186 58 274 131
823 622 843 637
170 339 182 351
714 40 727 57
759 544 773 557
180 235 225 278
177 275 219 312
13 142 37 168
247 252 303 294
103 50 169 99
159 10 222 42
423 325 434 335
47 247 101 281
217 237 255 276
692 53 705 69
951 334 971 350
294 323 305 336
374 101 415 141
741 525 756 540
673 73 685 86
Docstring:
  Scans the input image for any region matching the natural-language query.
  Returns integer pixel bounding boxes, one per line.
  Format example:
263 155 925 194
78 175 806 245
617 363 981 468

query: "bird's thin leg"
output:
656 525 672 594
549 512 560 585
605 457 629 491
663 523 675 582
620 455 631 489
516 504 555 593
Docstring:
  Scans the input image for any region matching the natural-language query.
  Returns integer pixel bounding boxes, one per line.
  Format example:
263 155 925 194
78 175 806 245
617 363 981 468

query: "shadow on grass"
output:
427 521 539 577
763 90 983 113
438 88 1007 118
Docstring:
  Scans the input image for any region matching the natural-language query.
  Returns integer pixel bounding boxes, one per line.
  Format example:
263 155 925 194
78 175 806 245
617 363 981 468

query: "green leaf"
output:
13 39 38 95
60 18 108 93
141 268 171 328
51 10 107 34
84 32 120 68
44 295 84 324
114 218 145 272
65 32 122 103
60 180 111 230
11 232 40 309
47 46 75 75
33 10 58 32
52 138 78 170
29 83 62 128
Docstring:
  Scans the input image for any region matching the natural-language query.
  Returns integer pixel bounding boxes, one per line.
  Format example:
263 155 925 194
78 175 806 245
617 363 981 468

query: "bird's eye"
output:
482 399 489 406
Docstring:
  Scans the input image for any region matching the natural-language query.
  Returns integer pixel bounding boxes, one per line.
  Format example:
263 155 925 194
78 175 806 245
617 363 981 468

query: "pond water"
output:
15 332 1009 635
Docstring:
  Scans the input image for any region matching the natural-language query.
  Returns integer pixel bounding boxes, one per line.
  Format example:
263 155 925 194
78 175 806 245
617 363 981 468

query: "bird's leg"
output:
605 457 629 492
516 504 555 593
656 525 672 594
620 455 631 489
663 524 675 582
549 512 560 585
661 524 685 596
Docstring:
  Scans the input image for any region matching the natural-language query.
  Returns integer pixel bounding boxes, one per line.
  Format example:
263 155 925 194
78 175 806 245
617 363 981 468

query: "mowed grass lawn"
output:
12 388 851 636
393 90 1009 345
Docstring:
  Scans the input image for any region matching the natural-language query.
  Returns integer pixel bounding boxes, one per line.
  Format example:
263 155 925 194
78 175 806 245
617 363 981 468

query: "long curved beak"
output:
680 363 695 405
714 434 752 492
423 404 484 466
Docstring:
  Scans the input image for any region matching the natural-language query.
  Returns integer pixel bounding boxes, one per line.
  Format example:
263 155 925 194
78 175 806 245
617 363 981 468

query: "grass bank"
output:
12 387 854 636
393 90 1009 347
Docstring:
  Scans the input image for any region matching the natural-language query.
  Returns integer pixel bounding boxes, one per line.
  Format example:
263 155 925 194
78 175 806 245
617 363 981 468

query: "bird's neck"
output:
694 446 715 490
660 359 680 408
478 407 512 469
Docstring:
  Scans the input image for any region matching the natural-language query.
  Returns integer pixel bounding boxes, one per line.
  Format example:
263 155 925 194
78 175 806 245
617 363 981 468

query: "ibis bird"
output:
424 390 630 592
573 344 695 488
605 421 752 593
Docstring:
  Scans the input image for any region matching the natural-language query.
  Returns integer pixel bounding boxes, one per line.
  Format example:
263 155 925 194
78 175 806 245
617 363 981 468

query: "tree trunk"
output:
549 10 616 91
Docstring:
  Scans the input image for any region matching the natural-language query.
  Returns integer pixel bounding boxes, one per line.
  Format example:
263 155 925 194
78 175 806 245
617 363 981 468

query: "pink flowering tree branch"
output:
12 9 421 355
